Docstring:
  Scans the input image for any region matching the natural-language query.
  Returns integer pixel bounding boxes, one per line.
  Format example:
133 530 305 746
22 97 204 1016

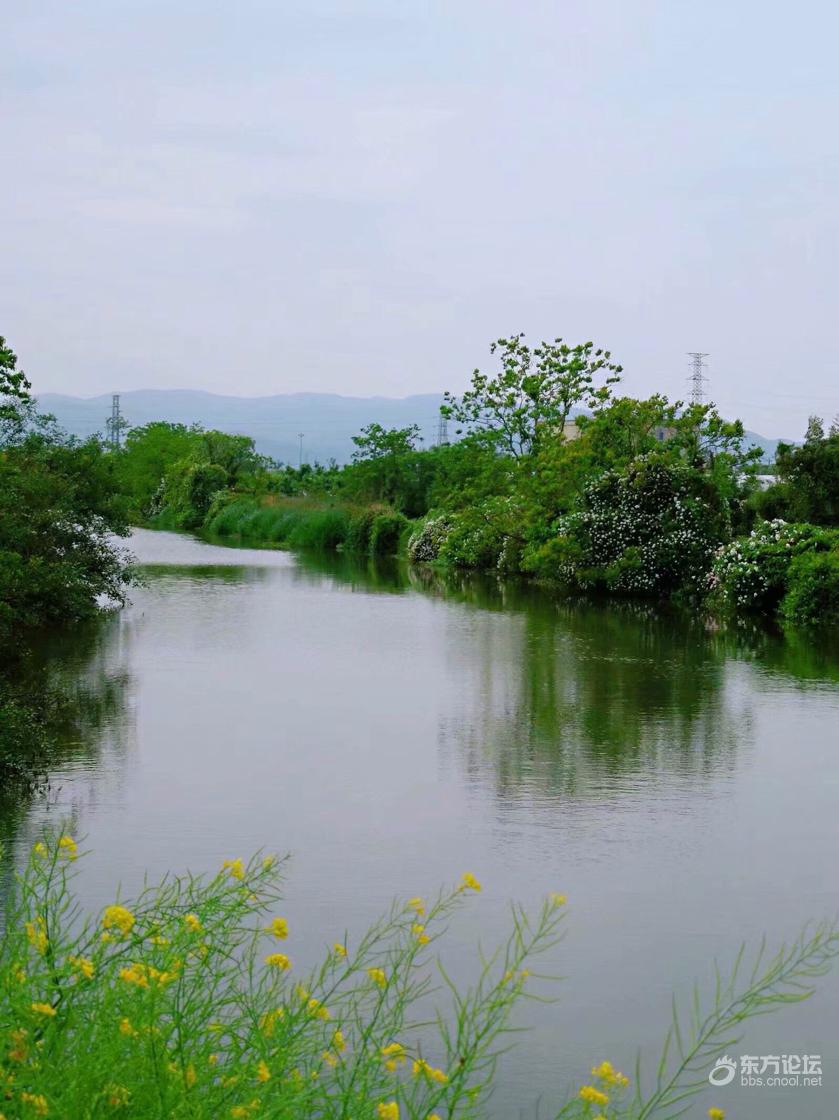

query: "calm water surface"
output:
5 528 839 1118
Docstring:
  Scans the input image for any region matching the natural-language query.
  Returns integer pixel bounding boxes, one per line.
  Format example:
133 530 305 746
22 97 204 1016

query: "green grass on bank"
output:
203 497 412 558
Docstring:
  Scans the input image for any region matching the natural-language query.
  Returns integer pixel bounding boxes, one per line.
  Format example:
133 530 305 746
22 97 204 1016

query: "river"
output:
4 527 839 1118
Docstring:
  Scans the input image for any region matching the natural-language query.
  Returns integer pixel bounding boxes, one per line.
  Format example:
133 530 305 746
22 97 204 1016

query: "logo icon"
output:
709 1056 737 1087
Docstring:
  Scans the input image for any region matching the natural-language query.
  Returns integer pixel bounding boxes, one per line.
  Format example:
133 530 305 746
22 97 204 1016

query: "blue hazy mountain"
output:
36 389 786 465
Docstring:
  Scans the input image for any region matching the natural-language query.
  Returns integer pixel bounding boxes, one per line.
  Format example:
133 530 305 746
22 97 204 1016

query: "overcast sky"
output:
3 1 837 436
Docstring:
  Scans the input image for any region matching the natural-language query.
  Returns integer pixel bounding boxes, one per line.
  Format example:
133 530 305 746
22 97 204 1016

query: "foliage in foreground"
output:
2 837 838 1119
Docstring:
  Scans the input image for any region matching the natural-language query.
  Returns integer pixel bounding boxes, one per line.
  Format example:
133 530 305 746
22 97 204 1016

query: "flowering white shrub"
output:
406 516 452 563
525 455 728 596
709 519 834 612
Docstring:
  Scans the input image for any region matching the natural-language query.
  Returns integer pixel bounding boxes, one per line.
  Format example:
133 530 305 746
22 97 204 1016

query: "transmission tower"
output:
105 393 126 449
686 352 709 405
298 432 304 468
435 415 450 447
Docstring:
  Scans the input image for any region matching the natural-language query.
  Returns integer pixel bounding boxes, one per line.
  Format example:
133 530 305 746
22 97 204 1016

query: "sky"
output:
3 1 838 438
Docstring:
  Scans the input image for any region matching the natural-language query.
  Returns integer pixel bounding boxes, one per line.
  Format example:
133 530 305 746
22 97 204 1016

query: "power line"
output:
686 352 709 405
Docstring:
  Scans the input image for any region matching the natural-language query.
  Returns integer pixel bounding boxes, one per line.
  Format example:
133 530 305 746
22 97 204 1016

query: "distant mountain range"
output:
37 389 786 465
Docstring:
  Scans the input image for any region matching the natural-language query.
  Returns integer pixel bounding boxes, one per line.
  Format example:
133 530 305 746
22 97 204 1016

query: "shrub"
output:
344 507 378 554
369 512 410 557
286 507 350 551
525 455 727 596
433 498 525 571
3 834 838 1120
406 515 452 563
781 550 839 626
709 520 837 614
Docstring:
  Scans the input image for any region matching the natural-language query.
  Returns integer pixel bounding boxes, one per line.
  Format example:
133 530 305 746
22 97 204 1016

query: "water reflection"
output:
0 614 133 838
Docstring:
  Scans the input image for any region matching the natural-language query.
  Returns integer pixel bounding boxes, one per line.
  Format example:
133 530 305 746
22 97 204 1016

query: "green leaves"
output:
443 333 622 459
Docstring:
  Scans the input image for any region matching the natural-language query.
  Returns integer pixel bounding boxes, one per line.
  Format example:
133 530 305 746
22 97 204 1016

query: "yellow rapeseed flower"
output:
30 1002 56 1018
57 835 77 860
549 892 567 908
591 1059 629 1088
32 842 48 859
377 1103 399 1120
411 923 430 945
306 997 331 1021
459 872 481 892
259 1008 285 1036
264 952 291 971
412 1058 448 1083
322 1049 339 1067
579 1085 609 1106
119 1018 138 1038
184 913 202 933
68 955 94 980
407 897 425 916
256 1060 271 1083
367 967 387 988
222 858 245 881
332 1029 346 1053
102 905 135 937
267 916 288 940
25 918 48 955
381 1042 406 1071
708 1110 725 1120
20 1093 49 1116
333 942 347 958
119 964 149 989
105 1085 130 1108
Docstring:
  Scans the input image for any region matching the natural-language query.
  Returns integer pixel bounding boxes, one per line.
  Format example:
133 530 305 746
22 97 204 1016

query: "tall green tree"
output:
442 334 622 457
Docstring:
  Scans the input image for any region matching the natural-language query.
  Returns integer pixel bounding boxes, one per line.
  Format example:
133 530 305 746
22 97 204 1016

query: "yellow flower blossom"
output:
105 1085 130 1108
367 967 387 988
332 1028 346 1052
458 872 481 892
119 964 149 989
184 913 202 933
262 854 277 870
20 1093 49 1116
256 1060 271 1083
68 955 94 980
322 1049 339 1067
411 923 430 945
9 1027 29 1063
32 842 48 859
579 1085 609 1106
407 897 425 916
259 1008 285 1036
377 1103 399 1120
119 1018 138 1038
591 1059 629 1087
333 942 347 958
549 892 567 908
57 835 77 860
30 1002 57 1018
708 1110 725 1120
412 1058 448 1084
264 952 291 971
222 858 245 881
267 916 288 940
25 918 48 955
306 997 331 1021
102 905 135 937
381 1042 406 1071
